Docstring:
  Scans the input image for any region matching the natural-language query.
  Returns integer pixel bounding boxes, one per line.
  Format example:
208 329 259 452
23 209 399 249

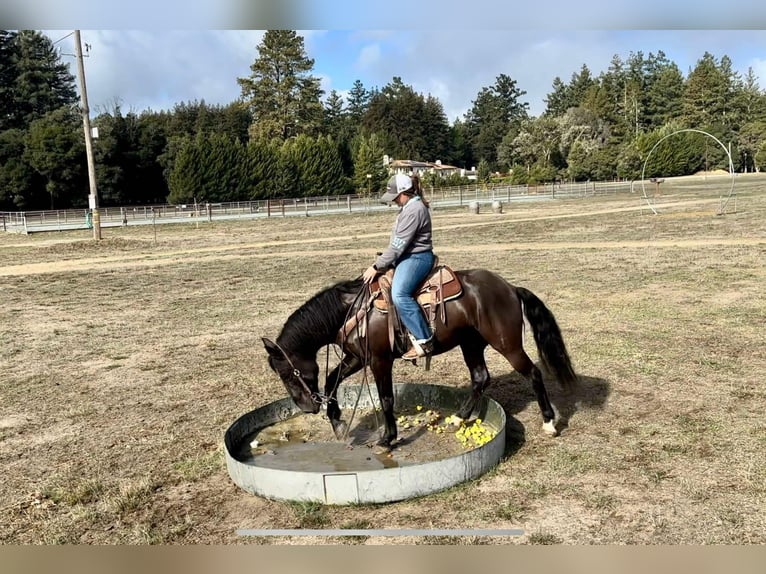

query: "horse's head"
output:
262 337 321 413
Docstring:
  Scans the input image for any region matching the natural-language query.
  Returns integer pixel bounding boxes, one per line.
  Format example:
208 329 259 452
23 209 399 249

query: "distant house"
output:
385 156 477 181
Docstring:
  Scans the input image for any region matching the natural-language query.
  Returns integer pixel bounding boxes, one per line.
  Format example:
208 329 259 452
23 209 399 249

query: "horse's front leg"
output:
451 340 491 423
370 356 397 448
324 354 363 439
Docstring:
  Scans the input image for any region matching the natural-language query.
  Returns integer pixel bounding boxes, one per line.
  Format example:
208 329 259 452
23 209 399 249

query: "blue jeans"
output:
391 251 434 341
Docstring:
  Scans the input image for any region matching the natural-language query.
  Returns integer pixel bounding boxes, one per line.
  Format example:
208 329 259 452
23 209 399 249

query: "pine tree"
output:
244 138 279 199
323 89 347 142
273 139 301 197
352 132 387 196
13 30 77 128
644 60 685 130
682 52 728 129
0 30 19 131
568 64 596 108
23 106 86 209
364 77 428 160
464 73 529 167
347 79 371 125
544 77 572 116
167 135 205 204
238 30 324 141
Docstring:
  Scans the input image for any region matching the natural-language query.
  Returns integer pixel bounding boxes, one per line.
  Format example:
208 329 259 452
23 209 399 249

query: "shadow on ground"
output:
487 368 610 456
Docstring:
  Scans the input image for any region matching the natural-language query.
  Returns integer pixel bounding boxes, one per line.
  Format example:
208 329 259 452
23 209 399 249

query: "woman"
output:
362 173 434 360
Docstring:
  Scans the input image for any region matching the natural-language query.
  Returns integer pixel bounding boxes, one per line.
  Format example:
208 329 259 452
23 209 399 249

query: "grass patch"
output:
172 449 223 482
494 499 528 522
108 479 157 515
42 478 106 506
528 531 563 545
288 500 329 528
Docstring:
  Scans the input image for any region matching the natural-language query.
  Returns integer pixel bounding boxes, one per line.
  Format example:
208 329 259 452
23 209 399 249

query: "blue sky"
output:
44 29 766 122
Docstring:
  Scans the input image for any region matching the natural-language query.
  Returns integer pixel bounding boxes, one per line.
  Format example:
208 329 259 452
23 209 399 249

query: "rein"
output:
271 339 325 406
329 280 381 440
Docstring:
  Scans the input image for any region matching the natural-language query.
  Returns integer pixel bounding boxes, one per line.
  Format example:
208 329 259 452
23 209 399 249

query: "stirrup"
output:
401 336 433 361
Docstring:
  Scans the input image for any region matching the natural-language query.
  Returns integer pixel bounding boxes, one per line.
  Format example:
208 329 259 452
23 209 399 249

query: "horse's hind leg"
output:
505 349 558 436
453 339 491 421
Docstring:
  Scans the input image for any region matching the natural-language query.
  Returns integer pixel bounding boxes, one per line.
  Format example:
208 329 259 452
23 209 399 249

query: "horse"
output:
262 268 577 448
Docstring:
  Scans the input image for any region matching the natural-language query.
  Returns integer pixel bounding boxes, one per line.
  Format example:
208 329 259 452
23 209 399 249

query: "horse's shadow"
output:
486 368 611 456
337 369 610 458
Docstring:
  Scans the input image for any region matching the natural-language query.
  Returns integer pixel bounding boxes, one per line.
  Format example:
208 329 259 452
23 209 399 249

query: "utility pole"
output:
74 30 101 240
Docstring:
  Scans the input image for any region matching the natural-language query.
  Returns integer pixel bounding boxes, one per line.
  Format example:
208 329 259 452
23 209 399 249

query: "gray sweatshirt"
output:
374 196 432 270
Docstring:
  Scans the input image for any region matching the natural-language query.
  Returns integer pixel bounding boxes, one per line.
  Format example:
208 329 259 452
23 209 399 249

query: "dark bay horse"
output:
262 268 577 447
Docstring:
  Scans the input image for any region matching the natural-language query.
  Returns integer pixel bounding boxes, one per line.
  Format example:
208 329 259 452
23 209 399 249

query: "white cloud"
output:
45 29 766 123
357 43 382 70
748 58 766 88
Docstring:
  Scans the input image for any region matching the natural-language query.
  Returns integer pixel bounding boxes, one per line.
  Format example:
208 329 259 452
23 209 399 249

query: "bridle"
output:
271 340 327 406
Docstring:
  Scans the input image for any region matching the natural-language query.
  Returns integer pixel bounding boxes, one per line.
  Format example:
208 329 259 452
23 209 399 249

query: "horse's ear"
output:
262 337 283 359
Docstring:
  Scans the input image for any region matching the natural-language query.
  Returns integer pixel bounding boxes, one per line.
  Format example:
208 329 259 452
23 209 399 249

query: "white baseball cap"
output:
380 173 413 203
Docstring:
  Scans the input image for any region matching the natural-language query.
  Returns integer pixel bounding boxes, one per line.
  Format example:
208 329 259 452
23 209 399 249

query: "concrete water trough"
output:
224 383 507 505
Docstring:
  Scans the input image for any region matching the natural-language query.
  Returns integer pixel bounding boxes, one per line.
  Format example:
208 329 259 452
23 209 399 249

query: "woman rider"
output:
361 173 434 360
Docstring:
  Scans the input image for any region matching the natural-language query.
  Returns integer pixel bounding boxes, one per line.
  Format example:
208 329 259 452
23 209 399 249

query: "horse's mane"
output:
277 278 364 354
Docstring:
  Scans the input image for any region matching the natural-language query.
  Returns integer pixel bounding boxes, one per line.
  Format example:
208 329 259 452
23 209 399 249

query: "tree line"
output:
2 29 766 211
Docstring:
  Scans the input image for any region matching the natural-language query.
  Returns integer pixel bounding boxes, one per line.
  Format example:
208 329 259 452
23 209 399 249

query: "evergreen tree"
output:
755 139 766 172
682 52 728 129
476 159 491 183
347 79 371 125
238 30 324 141
568 64 596 108
0 30 19 131
93 107 131 206
323 89 347 142
421 95 451 163
737 120 766 172
0 128 40 208
352 132 387 196
599 54 627 128
544 76 572 116
13 30 77 129
273 139 302 197
23 106 86 209
363 77 427 160
133 111 170 204
644 60 685 130
638 123 707 178
464 73 529 167
447 118 471 168
167 135 207 204
297 135 346 196
734 67 766 124
244 138 279 199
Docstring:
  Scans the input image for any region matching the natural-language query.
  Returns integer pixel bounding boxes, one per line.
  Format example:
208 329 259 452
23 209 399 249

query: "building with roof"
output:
384 157 478 181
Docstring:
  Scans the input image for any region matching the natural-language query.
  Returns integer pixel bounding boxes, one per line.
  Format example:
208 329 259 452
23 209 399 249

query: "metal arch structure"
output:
640 128 736 215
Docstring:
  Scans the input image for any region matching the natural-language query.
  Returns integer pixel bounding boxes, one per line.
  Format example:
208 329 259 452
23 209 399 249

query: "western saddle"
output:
340 257 463 357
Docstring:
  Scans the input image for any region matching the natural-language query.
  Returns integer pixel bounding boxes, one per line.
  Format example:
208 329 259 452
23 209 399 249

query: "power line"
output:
52 31 75 45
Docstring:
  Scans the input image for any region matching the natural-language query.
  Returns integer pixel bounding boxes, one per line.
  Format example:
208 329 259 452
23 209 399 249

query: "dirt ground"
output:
1 176 765 544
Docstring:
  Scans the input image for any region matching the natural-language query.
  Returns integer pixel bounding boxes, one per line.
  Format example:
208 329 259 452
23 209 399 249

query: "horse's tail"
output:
516 286 577 389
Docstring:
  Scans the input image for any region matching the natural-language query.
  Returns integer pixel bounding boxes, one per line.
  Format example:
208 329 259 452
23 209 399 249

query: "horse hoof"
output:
332 420 348 440
371 443 391 456
445 414 464 427
542 420 559 437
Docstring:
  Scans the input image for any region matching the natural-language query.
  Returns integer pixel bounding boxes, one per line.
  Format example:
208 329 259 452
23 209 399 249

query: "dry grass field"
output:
1 175 765 545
